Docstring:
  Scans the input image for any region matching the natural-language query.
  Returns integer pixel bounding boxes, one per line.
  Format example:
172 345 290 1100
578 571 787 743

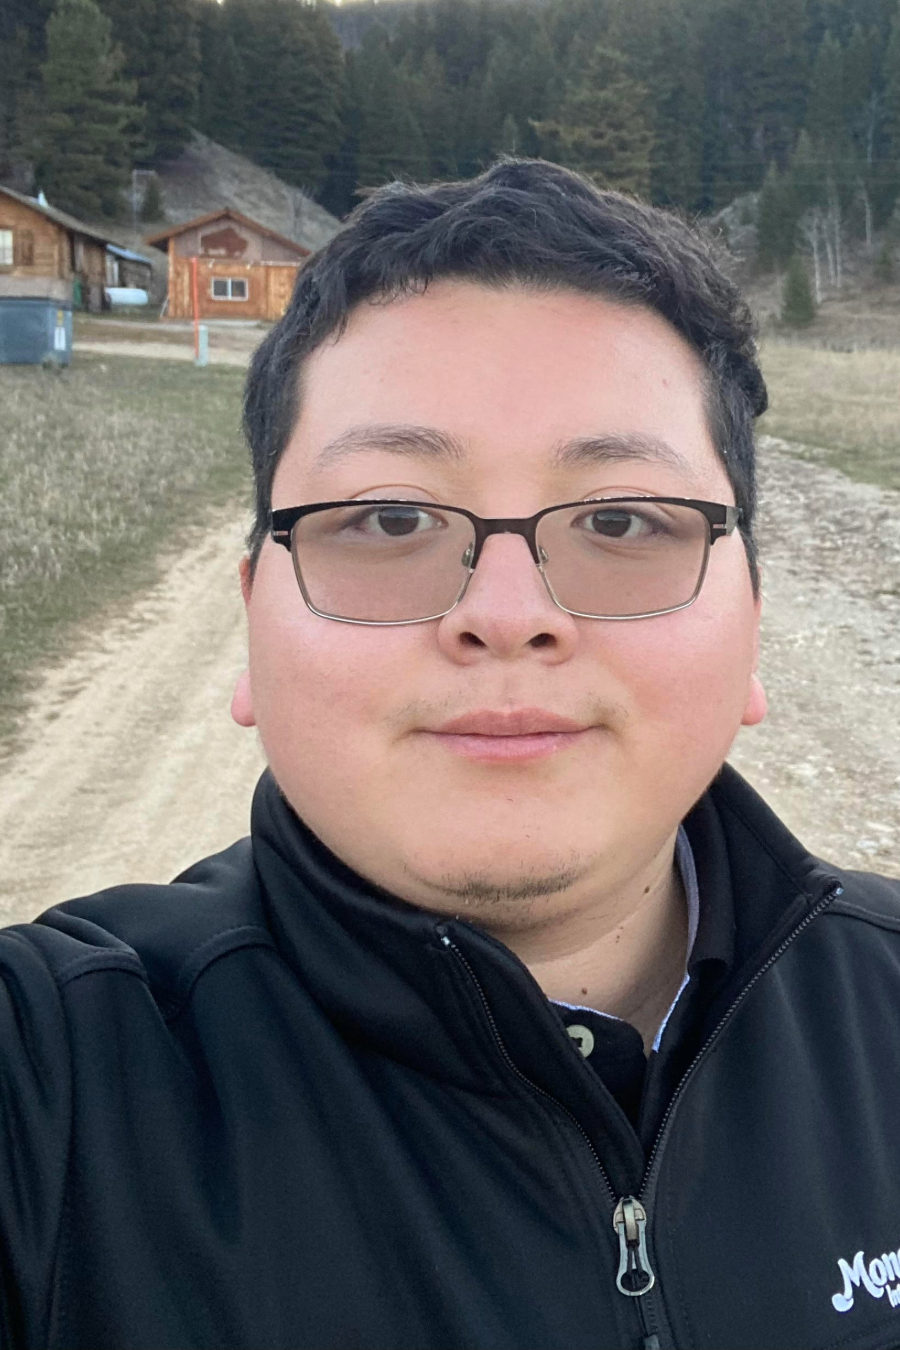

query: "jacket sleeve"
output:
0 927 73 1350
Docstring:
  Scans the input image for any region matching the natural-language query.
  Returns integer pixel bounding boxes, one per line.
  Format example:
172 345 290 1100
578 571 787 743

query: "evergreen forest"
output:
2 0 900 280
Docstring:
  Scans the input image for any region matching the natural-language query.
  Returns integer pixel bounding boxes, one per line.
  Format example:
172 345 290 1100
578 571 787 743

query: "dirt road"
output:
0 436 897 923
0 513 265 922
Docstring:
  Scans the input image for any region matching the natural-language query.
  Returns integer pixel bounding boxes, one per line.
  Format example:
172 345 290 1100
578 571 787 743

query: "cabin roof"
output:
0 185 122 247
144 208 311 258
107 242 153 265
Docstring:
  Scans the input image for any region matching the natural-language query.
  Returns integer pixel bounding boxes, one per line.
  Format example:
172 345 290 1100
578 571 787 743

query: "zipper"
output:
638 881 843 1201
439 934 618 1204
613 1196 655 1296
441 933 657 1346
441 881 840 1342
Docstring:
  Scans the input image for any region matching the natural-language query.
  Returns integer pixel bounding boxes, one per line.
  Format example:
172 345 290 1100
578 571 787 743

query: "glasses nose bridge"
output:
471 515 543 568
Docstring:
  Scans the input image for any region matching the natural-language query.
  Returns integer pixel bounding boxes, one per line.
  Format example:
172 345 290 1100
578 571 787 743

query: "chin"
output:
396 836 596 917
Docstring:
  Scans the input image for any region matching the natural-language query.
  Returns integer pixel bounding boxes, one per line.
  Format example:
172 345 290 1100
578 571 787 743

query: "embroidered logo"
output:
832 1249 900 1312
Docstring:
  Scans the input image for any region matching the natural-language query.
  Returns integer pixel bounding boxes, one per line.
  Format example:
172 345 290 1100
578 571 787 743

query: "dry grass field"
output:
0 354 249 744
759 338 900 493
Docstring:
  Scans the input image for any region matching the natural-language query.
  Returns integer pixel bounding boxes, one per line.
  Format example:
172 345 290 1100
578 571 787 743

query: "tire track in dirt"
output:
0 510 264 922
0 438 896 925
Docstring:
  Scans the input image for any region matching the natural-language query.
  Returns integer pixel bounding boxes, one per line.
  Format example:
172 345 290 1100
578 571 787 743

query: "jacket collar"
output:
251 764 838 1099
685 763 839 998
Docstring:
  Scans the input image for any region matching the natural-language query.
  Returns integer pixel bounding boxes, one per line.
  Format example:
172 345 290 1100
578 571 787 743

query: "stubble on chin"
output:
399 854 595 928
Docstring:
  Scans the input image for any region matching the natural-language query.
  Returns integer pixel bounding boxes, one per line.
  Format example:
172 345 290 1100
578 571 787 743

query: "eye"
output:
348 504 445 538
576 508 656 540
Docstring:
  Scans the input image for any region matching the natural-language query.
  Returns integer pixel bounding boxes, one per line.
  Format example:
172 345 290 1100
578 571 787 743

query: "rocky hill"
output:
150 132 342 254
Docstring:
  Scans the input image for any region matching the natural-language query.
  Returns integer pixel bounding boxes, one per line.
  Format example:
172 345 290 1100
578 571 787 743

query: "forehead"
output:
282 281 724 494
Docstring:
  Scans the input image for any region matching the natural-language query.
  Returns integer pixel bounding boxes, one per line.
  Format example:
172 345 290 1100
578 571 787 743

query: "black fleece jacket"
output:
1 766 899 1350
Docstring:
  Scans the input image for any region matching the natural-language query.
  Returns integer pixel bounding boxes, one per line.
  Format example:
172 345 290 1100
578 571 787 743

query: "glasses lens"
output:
291 502 475 622
537 501 710 618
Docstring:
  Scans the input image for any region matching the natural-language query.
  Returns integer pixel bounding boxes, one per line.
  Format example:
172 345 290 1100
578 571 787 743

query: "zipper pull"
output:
613 1196 655 1297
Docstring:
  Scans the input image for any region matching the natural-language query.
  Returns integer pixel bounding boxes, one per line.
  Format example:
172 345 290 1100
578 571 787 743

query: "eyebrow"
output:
311 424 466 469
311 423 695 476
551 431 695 474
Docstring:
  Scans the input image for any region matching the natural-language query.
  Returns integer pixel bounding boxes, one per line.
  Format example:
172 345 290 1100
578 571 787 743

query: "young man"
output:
3 161 899 1350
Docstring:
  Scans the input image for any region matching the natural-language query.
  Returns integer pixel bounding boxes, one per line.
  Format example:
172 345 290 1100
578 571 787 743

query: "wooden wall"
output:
167 254 301 322
0 196 67 279
171 216 305 264
0 197 108 311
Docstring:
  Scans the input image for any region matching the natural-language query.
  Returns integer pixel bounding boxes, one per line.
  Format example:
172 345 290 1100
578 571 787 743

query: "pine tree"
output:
534 45 652 198
36 0 143 218
142 0 200 162
806 31 846 147
632 0 705 210
757 162 800 270
353 30 428 187
96 0 199 163
840 23 882 244
233 0 344 193
781 253 817 325
746 0 809 170
140 173 163 221
407 47 458 180
880 11 900 218
197 3 246 150
0 0 55 184
874 237 895 282
0 26 33 185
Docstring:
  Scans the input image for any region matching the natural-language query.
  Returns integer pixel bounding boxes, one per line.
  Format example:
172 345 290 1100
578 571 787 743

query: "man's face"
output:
234 282 765 927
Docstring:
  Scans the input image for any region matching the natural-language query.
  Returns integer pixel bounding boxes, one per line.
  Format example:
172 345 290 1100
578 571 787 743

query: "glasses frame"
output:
269 497 743 626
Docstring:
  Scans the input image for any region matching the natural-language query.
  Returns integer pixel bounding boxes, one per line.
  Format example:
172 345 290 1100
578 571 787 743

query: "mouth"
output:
422 709 594 762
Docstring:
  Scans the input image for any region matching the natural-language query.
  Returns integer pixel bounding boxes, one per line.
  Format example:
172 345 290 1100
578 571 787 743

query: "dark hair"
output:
244 159 767 589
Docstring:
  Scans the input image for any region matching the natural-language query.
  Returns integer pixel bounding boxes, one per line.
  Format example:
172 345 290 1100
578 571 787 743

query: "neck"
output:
493 841 689 1053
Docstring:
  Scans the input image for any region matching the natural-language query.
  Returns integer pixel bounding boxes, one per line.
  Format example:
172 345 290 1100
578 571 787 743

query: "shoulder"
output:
826 866 900 934
1 837 274 1020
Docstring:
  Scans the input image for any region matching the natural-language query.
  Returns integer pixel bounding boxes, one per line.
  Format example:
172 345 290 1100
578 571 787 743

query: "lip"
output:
423 709 593 762
433 709 587 736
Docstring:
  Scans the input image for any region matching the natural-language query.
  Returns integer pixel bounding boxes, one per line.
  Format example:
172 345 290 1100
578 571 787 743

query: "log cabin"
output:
0 186 127 311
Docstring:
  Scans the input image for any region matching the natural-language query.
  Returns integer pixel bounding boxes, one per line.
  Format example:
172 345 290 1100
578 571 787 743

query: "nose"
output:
436 533 579 664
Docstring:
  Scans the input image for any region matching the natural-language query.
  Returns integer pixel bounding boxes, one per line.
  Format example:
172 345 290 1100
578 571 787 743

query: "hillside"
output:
151 132 342 254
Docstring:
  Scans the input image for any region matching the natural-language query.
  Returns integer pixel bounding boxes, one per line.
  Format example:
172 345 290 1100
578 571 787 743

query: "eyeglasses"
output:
269 497 742 626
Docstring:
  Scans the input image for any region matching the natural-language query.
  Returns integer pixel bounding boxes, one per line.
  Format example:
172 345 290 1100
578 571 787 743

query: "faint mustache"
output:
430 709 588 736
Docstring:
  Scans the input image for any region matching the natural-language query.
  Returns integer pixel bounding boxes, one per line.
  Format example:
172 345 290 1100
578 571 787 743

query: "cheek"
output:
247 566 416 783
604 582 758 761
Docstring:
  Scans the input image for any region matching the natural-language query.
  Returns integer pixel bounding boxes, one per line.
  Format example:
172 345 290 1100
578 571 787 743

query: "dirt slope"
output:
0 437 897 925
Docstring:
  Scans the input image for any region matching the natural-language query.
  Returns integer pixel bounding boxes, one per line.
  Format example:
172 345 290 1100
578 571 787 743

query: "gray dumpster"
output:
0 296 73 366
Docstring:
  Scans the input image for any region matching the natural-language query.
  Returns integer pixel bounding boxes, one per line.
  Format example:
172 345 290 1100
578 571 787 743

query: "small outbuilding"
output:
145 209 311 323
105 243 154 293
0 185 126 312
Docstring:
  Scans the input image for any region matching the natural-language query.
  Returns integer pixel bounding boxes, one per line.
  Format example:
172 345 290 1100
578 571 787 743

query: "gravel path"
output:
729 436 900 875
0 436 896 923
73 340 252 366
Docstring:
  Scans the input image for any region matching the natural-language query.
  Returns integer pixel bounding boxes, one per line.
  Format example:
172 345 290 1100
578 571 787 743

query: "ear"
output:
231 669 256 728
238 555 253 607
231 558 256 728
741 582 767 727
741 673 768 727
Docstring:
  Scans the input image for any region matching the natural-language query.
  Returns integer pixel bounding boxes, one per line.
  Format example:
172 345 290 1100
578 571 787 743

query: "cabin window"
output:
210 276 248 301
13 230 34 266
0 230 12 267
